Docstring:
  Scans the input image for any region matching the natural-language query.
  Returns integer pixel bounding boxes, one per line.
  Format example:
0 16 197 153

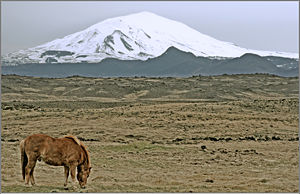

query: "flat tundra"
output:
20 134 92 188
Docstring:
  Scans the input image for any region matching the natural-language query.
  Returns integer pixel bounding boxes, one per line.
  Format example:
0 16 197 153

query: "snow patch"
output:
2 11 298 66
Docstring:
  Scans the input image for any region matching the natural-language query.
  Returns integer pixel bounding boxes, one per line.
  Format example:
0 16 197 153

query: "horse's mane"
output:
64 135 81 145
64 135 91 168
80 142 91 168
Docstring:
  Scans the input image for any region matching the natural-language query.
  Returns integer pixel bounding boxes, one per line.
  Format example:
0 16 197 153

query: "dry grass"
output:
1 74 299 192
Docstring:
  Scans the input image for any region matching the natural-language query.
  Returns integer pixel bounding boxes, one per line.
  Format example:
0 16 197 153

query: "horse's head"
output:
76 140 91 189
77 165 92 189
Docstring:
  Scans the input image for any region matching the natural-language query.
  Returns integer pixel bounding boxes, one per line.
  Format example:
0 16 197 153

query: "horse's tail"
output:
20 139 27 180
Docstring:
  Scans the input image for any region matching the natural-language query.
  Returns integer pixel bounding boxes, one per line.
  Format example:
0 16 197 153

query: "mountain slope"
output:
1 11 298 66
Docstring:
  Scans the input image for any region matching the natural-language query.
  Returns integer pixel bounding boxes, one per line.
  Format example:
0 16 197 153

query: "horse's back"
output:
25 134 52 141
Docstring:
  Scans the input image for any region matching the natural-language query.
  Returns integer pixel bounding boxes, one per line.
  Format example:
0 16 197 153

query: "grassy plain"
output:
1 74 299 192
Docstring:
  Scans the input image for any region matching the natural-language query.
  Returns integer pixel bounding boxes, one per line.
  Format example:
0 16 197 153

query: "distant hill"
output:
2 47 298 78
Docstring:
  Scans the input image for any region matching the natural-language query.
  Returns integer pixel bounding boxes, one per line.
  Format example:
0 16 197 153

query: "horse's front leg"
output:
64 166 70 188
70 165 77 189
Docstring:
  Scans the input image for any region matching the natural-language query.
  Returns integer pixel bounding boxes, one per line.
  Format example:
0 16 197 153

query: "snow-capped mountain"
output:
2 11 298 66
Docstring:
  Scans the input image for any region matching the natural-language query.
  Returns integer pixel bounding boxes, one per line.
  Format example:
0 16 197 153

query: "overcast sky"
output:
1 1 299 55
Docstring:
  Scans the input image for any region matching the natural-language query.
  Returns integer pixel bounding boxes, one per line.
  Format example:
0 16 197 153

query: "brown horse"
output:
20 134 92 188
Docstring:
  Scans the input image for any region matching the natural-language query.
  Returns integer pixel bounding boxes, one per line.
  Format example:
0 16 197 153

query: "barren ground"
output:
1 74 299 192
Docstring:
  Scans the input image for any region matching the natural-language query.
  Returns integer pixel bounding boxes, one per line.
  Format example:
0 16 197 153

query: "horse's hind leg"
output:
25 157 37 186
30 165 36 185
64 166 70 188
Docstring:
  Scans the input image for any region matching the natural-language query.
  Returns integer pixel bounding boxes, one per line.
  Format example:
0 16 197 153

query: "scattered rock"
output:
272 136 281 140
125 134 135 138
209 137 218 141
191 137 202 141
7 139 19 142
260 179 268 183
78 137 99 142
173 137 184 142
225 137 232 141
3 106 13 110
238 137 245 141
250 149 258 154
219 149 228 154
288 137 299 141
245 136 256 141
205 179 214 183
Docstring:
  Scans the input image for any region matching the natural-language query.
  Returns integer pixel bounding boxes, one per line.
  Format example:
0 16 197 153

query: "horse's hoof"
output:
64 187 69 190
